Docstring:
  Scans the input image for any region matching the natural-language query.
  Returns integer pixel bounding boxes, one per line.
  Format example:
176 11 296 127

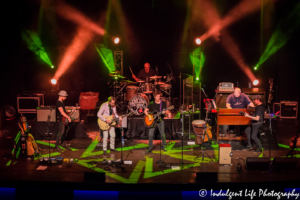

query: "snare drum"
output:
192 120 206 145
126 85 138 101
142 83 154 94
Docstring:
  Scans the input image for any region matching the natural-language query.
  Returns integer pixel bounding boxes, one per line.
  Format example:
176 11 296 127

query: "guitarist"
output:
243 95 265 153
144 91 170 154
97 96 122 155
55 90 72 151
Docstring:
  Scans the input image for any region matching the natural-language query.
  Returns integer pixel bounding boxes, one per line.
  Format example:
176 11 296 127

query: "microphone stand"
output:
268 105 272 159
46 106 53 160
176 105 186 165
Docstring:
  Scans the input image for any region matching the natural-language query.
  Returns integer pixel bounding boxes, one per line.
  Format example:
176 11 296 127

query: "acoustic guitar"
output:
203 104 212 142
144 105 174 128
98 112 132 131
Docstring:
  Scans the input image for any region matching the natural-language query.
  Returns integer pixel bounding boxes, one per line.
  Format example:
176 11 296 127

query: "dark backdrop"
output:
0 0 299 116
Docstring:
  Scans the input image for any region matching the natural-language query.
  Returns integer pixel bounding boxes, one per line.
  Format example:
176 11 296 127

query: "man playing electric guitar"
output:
55 90 72 151
243 95 265 153
97 96 122 155
144 91 170 154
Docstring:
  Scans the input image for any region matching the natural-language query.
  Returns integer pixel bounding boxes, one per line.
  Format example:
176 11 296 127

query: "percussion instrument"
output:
126 85 138 101
128 93 149 115
142 83 154 94
154 81 165 85
161 84 172 90
192 120 206 145
137 80 145 83
150 76 162 79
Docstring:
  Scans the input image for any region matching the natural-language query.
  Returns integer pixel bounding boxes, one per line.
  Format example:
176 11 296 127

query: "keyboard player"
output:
226 88 254 135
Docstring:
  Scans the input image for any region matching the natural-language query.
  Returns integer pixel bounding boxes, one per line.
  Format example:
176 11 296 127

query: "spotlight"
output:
114 37 120 44
253 79 259 86
51 79 57 85
196 77 199 81
195 38 201 45
254 67 257 70
51 66 54 69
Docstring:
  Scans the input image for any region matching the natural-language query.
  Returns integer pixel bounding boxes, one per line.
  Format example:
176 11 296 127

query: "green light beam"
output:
189 47 205 79
255 2 300 69
95 44 115 72
21 29 53 67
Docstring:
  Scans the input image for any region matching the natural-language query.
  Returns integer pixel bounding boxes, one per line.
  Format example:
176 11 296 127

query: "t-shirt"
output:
252 104 265 125
137 69 156 81
226 93 251 108
147 100 166 121
56 100 67 121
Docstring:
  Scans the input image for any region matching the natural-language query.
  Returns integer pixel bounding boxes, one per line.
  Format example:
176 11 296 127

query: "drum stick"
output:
129 67 134 75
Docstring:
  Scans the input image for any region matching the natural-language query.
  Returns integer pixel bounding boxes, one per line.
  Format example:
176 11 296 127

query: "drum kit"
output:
108 71 173 115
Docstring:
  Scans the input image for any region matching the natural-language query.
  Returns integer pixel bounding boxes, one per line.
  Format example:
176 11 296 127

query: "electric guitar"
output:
62 103 80 126
144 105 174 128
98 112 133 131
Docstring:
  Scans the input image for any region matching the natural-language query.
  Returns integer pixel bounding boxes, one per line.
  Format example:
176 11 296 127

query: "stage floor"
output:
0 117 300 191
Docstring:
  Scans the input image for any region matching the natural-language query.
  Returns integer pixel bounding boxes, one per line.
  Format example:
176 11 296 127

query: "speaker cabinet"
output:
37 107 56 122
84 172 106 183
196 172 218 183
246 157 270 170
219 144 231 164
273 157 298 170
280 101 298 119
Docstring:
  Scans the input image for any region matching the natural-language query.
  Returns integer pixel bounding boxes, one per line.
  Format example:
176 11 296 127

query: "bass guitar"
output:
98 112 132 131
144 105 174 128
62 103 80 126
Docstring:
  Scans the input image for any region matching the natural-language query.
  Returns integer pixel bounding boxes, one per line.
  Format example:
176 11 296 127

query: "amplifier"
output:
37 107 56 122
280 101 298 119
219 144 231 164
17 97 40 113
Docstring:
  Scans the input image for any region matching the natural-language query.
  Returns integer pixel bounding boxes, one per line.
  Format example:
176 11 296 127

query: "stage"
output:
1 116 300 192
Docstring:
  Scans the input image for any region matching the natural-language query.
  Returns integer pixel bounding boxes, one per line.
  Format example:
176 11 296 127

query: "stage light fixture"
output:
51 66 54 69
253 79 259 86
114 37 120 44
51 79 57 85
196 77 199 81
254 67 257 70
195 38 201 45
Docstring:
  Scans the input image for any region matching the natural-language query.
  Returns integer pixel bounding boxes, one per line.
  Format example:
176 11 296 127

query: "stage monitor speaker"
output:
246 157 270 170
37 107 56 122
84 172 106 183
196 172 217 183
273 157 298 170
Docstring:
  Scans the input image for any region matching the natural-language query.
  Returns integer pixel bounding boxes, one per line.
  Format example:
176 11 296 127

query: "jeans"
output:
55 121 70 147
148 121 166 150
245 124 262 150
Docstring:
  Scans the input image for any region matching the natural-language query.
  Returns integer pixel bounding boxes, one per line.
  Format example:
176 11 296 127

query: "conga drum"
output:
192 120 206 145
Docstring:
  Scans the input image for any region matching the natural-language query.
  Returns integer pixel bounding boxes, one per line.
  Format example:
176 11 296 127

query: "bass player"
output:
97 96 122 155
144 91 170 154
55 90 72 151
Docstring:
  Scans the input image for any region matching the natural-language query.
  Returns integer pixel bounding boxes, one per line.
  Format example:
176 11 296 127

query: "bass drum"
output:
128 94 149 115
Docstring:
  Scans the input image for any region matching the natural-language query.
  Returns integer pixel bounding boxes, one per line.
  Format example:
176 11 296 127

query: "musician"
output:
97 96 122 155
144 91 170 153
132 62 156 82
226 87 254 134
243 95 265 152
55 90 71 151
226 88 254 109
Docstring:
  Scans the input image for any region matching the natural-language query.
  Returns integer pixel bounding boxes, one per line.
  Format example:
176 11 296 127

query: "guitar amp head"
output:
280 101 298 119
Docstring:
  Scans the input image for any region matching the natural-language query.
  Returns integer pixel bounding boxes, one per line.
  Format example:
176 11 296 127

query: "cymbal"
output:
109 71 121 76
137 80 145 83
150 76 162 79
143 91 153 94
118 75 126 79
154 81 165 85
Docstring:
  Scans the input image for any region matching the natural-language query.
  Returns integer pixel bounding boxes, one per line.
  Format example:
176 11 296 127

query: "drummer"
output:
132 63 156 82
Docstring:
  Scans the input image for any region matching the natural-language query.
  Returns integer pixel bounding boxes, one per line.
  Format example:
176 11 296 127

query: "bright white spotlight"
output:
51 79 57 85
253 79 259 86
195 38 201 45
114 37 120 44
